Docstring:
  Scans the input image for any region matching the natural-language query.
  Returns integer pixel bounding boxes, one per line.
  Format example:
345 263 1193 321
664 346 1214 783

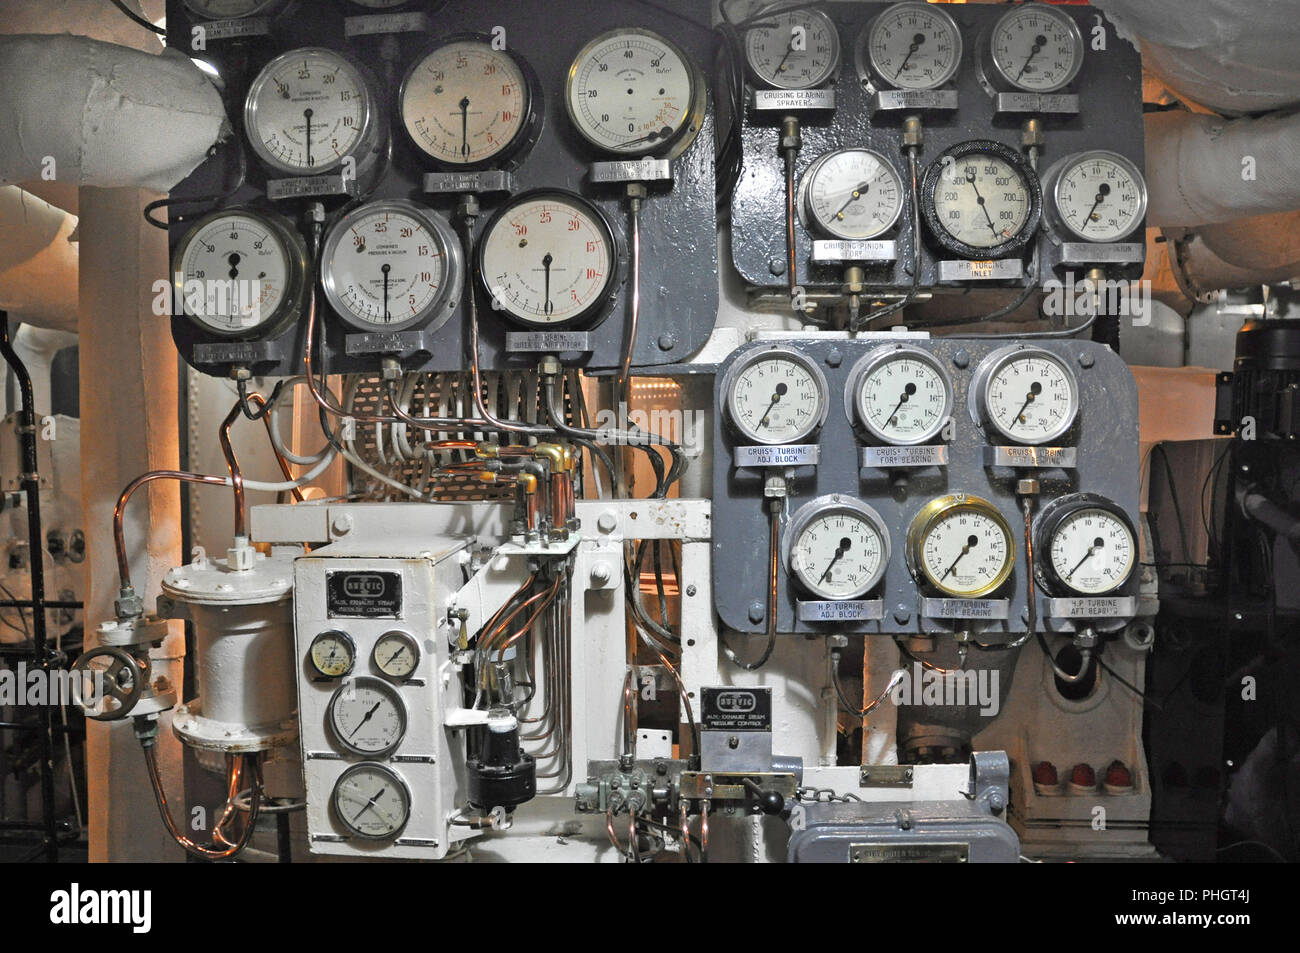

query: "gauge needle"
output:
1064 537 1105 581
834 182 872 220
940 534 980 581
348 701 382 738
966 171 1000 238
895 33 926 79
621 126 674 148
1082 183 1110 230
541 253 554 316
773 35 797 77
819 536 853 584
757 382 788 429
1013 381 1043 426
304 108 313 166
381 263 391 322
385 648 407 667
352 786 388 825
887 381 917 426
459 96 471 158
1016 34 1047 82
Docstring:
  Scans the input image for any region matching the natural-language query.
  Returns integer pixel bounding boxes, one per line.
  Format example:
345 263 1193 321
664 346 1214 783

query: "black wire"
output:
1152 444 1194 565
145 143 247 230
108 0 166 37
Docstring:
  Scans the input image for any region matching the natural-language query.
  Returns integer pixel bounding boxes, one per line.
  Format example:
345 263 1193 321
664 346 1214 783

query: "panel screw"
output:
332 515 352 536
658 334 676 351
953 349 970 369
685 584 697 597
748 602 765 623
769 257 786 276
893 609 911 625
1079 351 1095 368
728 735 739 749
826 347 843 368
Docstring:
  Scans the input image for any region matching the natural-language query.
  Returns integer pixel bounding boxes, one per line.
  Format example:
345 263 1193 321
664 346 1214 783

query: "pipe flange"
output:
97 614 169 649
161 553 295 607
172 699 298 753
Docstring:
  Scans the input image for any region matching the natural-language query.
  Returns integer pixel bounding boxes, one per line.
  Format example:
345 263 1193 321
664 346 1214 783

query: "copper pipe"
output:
496 575 562 662
219 400 248 538
114 470 229 591
143 745 262 861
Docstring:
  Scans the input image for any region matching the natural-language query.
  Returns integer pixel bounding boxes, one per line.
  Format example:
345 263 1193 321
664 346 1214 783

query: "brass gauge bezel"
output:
906 493 1016 598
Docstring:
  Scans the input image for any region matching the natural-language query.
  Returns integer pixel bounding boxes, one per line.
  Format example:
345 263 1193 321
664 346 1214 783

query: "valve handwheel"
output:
72 646 147 721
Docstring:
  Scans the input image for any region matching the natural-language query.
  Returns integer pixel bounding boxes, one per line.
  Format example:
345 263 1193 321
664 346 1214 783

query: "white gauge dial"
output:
244 48 376 175
1050 151 1147 243
744 7 840 90
803 149 904 241
1047 506 1136 596
309 631 355 679
849 347 953 445
566 28 699 155
929 148 1035 251
327 677 407 757
332 763 411 840
373 631 420 681
788 498 890 600
865 2 962 90
321 199 462 334
183 0 281 18
723 348 828 445
989 4 1084 93
976 347 1079 445
478 192 617 328
401 40 533 166
909 496 1015 598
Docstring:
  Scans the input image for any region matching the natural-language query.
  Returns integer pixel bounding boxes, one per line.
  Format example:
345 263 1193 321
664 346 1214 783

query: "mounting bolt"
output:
769 257 786 276
685 584 697 597
952 349 970 369
826 347 843 368
658 334 676 351
332 514 353 537
590 563 612 587
597 511 618 534
748 602 765 623
893 608 911 625
1079 351 1095 369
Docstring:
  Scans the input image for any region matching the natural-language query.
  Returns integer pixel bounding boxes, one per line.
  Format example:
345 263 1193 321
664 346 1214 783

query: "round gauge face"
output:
980 349 1079 445
478 192 617 328
789 502 889 600
173 212 299 338
565 29 698 155
912 500 1014 598
865 2 962 91
321 200 461 333
744 7 840 90
332 763 411 840
725 351 828 445
1047 506 1136 596
803 149 904 241
1051 151 1147 243
851 348 953 445
327 677 407 757
926 146 1038 254
401 40 533 167
309 631 356 679
373 631 420 681
183 0 280 17
989 4 1084 93
244 48 374 175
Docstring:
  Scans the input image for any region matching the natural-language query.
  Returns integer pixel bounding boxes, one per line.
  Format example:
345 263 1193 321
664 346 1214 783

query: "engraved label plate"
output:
851 843 968 863
921 597 1011 620
797 600 884 622
1059 242 1145 266
1047 596 1138 619
734 444 820 468
984 446 1078 469
505 331 593 353
870 89 959 112
861 445 948 469
345 331 428 356
752 88 837 111
811 239 898 263
193 340 283 365
590 158 672 183
196 17 270 41
267 173 355 200
995 92 1080 115
423 171 517 194
938 259 1025 282
344 12 430 36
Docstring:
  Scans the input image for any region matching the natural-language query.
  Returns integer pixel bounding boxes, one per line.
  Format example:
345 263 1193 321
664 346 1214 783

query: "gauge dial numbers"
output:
986 4 1084 93
321 199 463 334
800 149 905 241
744 7 841 90
1046 151 1148 243
308 630 356 679
373 630 420 682
972 346 1080 446
565 28 703 156
477 190 619 329
787 497 890 601
171 209 307 339
332 763 412 841
907 495 1016 599
922 141 1042 259
721 347 830 445
1036 495 1137 597
846 346 954 446
859 2 963 91
327 677 407 757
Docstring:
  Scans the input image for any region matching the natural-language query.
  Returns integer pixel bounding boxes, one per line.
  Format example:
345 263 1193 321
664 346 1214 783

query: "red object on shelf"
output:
1071 763 1097 787
1105 760 1133 787
1033 761 1059 786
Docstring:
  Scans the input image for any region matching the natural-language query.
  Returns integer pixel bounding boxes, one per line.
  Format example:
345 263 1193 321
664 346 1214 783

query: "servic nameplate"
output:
938 259 1025 282
1047 596 1138 619
1059 242 1145 266
921 597 1010 620
861 445 948 469
590 158 672 184
344 12 430 36
797 600 883 622
984 446 1078 469
505 331 593 353
994 92 1080 115
424 171 516 194
734 444 820 468
267 173 355 200
870 89 959 112
811 240 898 263
194 17 270 42
752 88 836 111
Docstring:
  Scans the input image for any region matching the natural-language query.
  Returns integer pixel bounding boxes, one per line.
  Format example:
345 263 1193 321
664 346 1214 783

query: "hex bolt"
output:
1079 351 1095 369
748 602 765 623
597 511 618 534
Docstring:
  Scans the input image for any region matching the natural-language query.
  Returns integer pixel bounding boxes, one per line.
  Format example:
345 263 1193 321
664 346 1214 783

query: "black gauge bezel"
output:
920 139 1042 260
1033 493 1137 597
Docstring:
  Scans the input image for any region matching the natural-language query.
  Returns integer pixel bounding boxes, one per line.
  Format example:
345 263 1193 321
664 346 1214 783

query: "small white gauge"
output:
971 345 1080 446
787 496 890 601
477 190 619 329
244 48 381 176
171 208 307 339
922 140 1041 258
862 2 962 91
986 3 1084 93
565 28 703 156
332 763 411 840
373 630 420 681
721 346 830 445
1046 150 1148 243
744 7 841 90
309 630 356 679
907 494 1016 598
800 148 905 241
182 0 284 18
320 199 463 334
327 677 407 757
846 346 953 446
1039 497 1136 597
400 39 538 167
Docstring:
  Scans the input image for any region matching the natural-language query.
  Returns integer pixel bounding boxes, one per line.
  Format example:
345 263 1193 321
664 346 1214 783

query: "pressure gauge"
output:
1035 494 1137 597
846 345 953 446
477 190 619 329
721 346 830 445
332 763 411 841
182 0 284 18
400 38 540 168
971 345 1080 446
565 28 704 156
986 3 1084 93
787 496 891 601
171 208 308 339
921 140 1042 259
244 48 381 177
1044 151 1148 244
327 677 407 757
744 7 840 90
308 630 356 679
859 2 962 91
320 199 463 334
373 630 420 682
907 494 1016 598
800 148 905 241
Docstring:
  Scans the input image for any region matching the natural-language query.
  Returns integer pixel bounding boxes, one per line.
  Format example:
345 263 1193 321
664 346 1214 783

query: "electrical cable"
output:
107 0 165 37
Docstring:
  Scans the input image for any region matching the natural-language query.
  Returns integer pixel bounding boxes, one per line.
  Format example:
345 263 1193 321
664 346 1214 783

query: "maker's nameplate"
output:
734 444 820 468
505 331 593 353
938 259 1025 282
344 12 430 36
995 92 1080 115
921 597 1010 620
1047 596 1138 619
424 171 516 194
267 173 355 200
851 842 969 864
345 331 426 356
861 445 948 468
590 158 672 183
984 445 1078 469
1059 242 1145 266
193 17 270 43
798 599 883 622
870 89 959 112
812 239 898 263
752 88 837 111
193 340 282 364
